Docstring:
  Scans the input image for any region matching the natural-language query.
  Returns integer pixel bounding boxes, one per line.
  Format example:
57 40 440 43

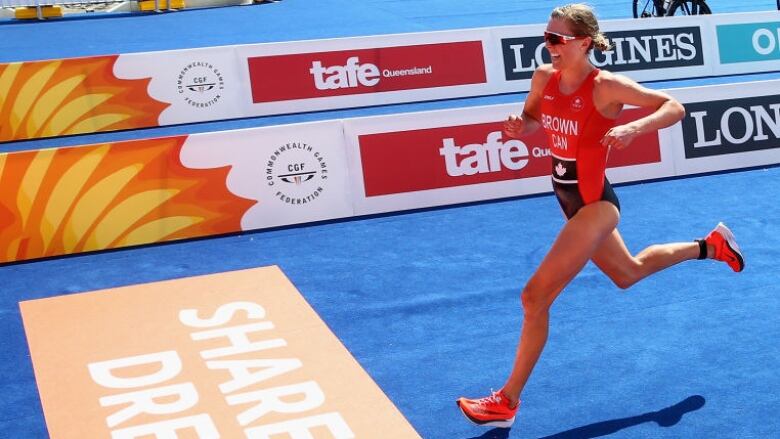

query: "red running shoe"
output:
705 222 744 272
457 389 518 428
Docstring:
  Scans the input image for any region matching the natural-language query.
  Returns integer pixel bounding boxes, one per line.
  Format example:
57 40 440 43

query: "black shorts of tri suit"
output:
552 177 621 220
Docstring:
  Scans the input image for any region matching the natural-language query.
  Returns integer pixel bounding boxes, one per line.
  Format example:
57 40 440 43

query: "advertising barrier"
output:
236 30 497 117
712 13 780 75
343 104 672 215
0 120 352 264
2 12 779 143
668 79 780 176
113 47 246 126
491 15 711 94
0 56 169 142
1 80 778 264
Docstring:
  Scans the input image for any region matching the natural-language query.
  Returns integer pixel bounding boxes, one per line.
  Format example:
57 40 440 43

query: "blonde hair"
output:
551 3 611 52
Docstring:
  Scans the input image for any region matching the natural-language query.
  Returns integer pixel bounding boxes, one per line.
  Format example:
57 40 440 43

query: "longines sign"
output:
682 95 780 158
502 27 705 81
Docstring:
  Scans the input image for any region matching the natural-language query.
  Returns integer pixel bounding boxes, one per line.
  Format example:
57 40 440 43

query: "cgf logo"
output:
279 163 316 185
309 57 380 90
177 61 225 108
266 142 329 206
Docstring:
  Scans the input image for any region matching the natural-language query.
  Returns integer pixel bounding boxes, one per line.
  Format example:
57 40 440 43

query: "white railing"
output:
0 0 125 6
0 0 256 20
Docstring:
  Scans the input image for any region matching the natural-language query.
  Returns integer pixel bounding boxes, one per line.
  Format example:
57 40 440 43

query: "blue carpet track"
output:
1 1 779 437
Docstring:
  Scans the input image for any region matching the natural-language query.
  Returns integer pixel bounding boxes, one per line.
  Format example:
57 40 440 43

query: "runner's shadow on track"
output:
538 395 706 438
466 428 510 439
465 395 705 439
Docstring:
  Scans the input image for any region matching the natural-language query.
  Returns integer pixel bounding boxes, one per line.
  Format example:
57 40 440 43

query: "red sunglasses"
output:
543 31 587 46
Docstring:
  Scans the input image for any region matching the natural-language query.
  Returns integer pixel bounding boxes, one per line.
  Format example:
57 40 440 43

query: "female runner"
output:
457 3 744 428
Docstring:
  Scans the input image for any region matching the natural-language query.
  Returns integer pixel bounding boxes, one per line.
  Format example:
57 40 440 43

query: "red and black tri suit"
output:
540 68 621 219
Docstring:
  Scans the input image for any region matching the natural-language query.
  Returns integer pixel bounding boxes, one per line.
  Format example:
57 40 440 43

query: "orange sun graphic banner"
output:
0 56 168 143
0 136 255 263
0 119 355 264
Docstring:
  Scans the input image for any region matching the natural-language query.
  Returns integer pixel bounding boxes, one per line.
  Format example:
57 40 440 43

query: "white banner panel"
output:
3 78 776 264
711 12 780 76
344 104 542 215
5 11 775 144
234 28 499 117
490 15 714 94
105 11 780 126
180 120 354 229
344 102 674 216
668 79 780 176
114 46 246 125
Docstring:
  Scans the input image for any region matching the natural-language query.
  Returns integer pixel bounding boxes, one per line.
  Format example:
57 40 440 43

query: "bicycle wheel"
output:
666 0 712 16
633 0 662 18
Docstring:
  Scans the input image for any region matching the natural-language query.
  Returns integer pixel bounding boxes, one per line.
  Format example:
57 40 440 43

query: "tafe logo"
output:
682 95 780 158
309 57 381 90
502 27 703 80
248 42 486 103
439 131 531 176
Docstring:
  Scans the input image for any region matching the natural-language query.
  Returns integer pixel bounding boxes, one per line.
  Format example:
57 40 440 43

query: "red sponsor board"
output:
248 42 487 103
360 108 661 196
